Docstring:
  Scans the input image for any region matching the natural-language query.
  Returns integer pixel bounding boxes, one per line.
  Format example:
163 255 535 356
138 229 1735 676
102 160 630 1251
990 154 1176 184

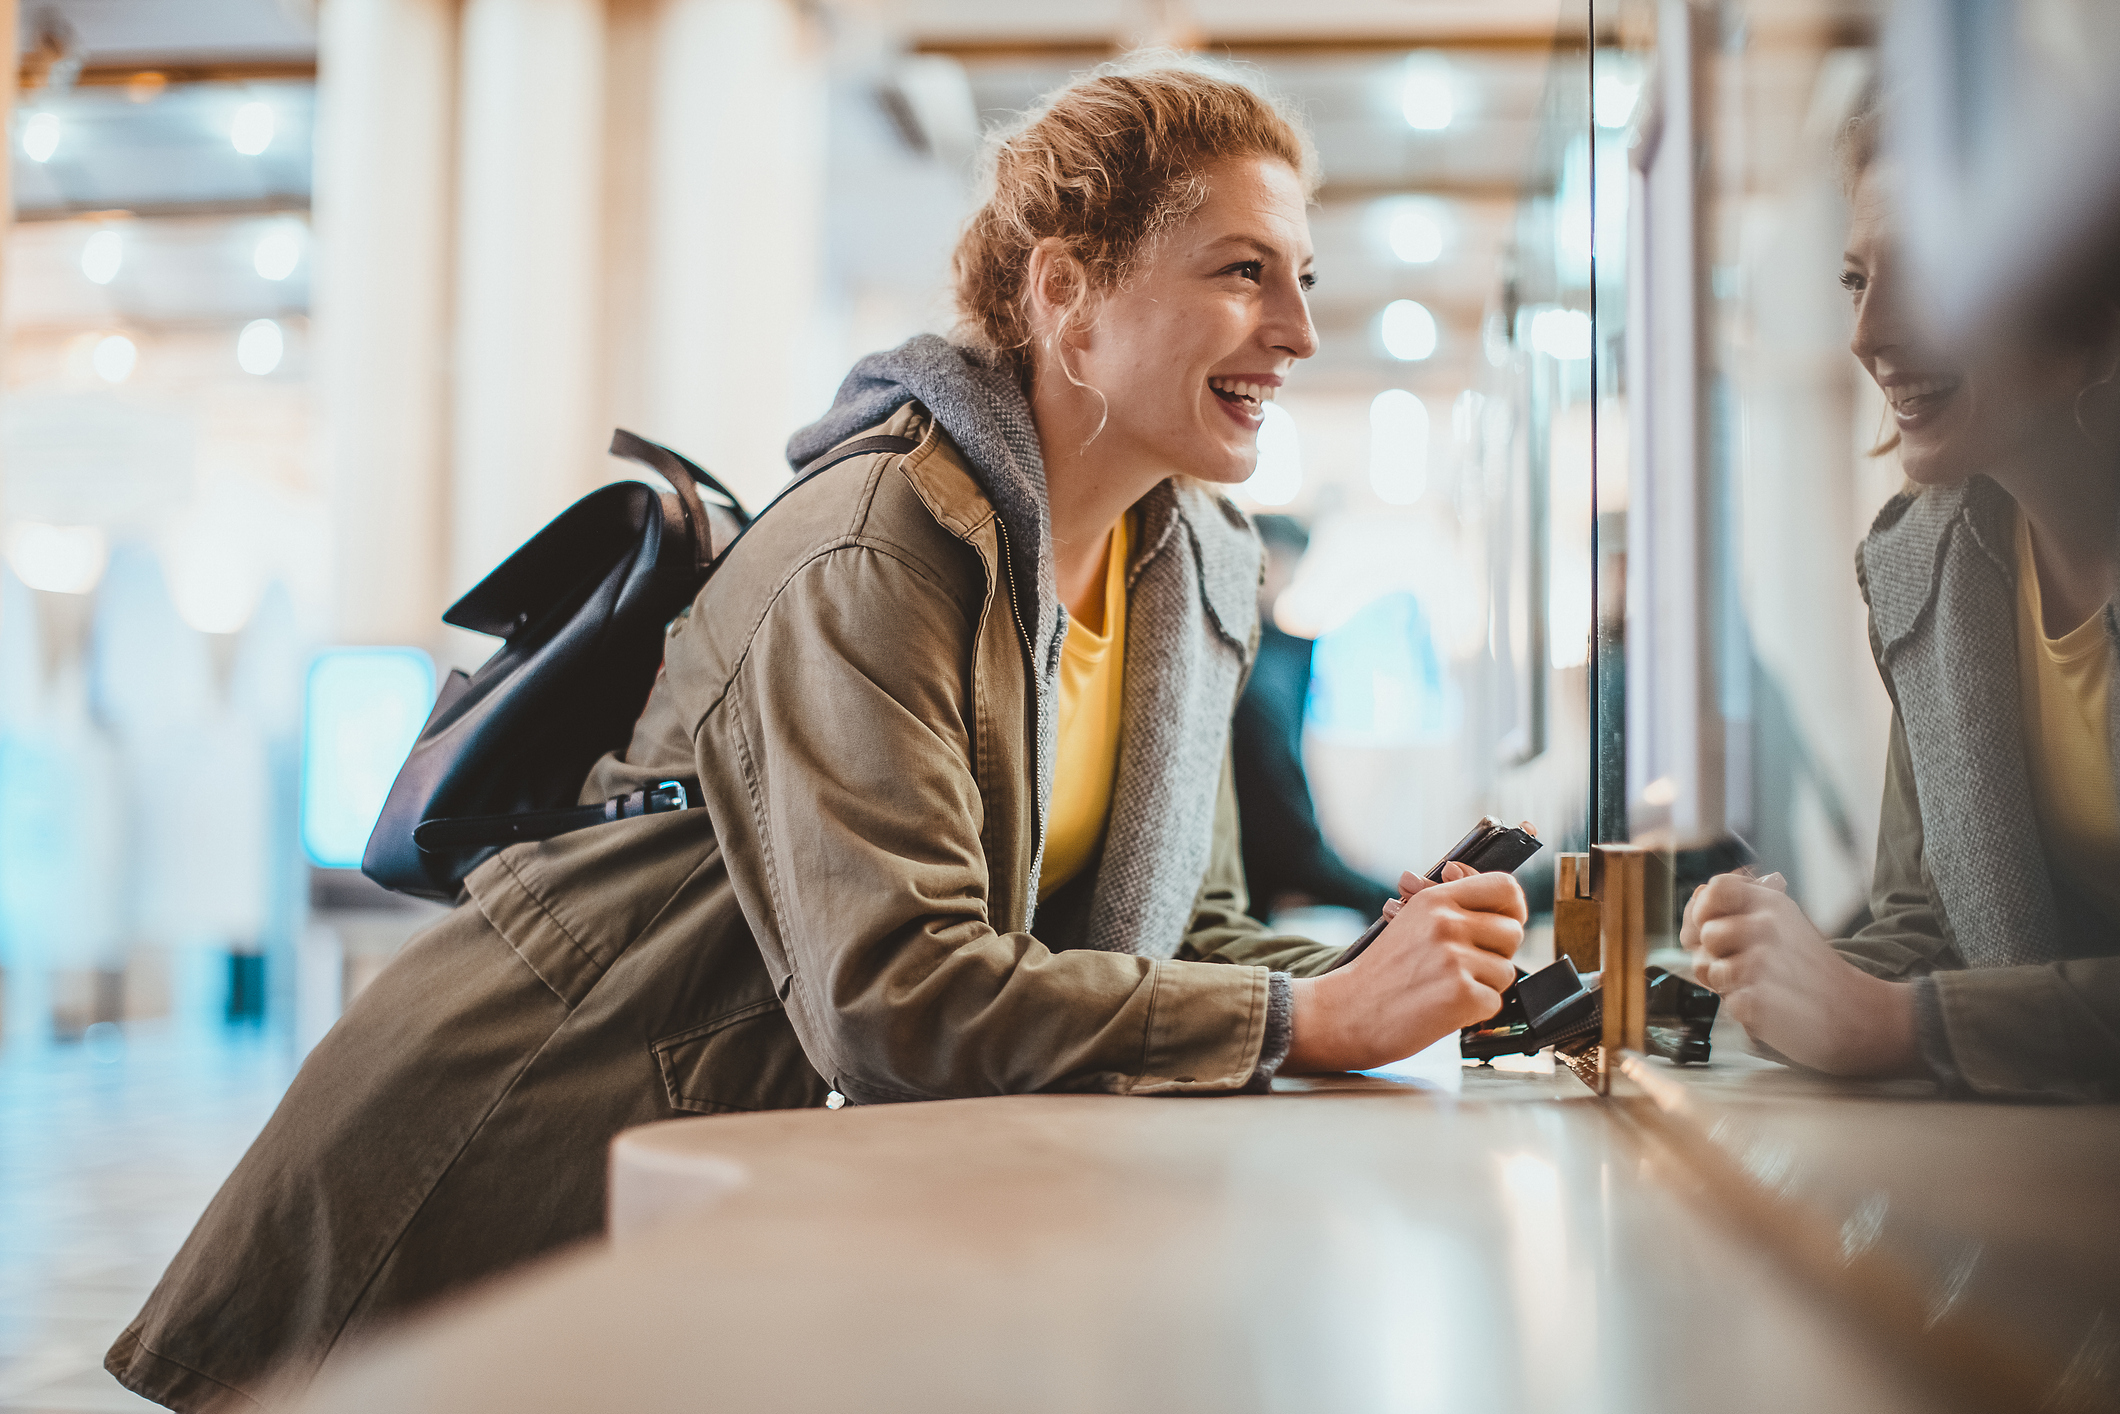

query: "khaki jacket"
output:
1836 477 2120 1100
109 405 1336 1412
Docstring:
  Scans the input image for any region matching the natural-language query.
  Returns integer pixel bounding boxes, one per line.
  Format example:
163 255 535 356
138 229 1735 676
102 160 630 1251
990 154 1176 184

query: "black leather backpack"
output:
361 427 915 901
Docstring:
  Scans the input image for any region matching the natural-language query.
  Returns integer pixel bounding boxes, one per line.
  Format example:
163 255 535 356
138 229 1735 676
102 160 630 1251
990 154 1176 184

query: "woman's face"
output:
1061 156 1318 485
1844 166 2098 485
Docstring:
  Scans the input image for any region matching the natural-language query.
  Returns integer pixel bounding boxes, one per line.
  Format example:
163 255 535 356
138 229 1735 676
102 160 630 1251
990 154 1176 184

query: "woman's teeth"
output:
1209 377 1275 407
1890 376 1961 414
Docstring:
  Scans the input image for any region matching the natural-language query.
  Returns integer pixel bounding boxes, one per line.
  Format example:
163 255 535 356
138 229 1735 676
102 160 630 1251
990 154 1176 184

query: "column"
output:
313 0 456 647
639 0 829 510
452 0 608 600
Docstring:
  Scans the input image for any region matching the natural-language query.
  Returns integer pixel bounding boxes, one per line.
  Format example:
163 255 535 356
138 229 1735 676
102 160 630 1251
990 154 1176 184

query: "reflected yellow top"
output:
2013 508 2120 928
1038 510 1132 900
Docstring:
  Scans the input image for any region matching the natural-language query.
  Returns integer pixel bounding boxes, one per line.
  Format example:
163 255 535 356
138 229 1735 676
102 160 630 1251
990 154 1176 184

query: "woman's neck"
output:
1031 366 1176 622
1991 439 2120 636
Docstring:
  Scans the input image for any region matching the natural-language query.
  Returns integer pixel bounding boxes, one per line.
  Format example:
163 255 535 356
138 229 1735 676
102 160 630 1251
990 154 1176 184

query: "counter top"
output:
286 1043 2083 1414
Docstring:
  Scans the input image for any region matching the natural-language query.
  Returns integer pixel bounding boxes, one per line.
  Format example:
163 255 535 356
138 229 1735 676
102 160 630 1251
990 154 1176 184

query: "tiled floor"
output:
0 1026 295 1413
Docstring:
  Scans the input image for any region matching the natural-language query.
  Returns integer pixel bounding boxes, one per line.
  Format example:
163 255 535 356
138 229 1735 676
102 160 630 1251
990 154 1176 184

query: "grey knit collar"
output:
788 335 1262 952
1861 475 2016 654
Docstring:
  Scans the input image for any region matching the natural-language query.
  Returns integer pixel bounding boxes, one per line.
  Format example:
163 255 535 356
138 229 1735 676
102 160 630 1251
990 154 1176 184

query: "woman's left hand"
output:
1680 872 1922 1077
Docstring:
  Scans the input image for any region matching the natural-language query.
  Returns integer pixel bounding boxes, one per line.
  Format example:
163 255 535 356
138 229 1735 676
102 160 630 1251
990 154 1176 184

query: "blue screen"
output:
300 648 436 870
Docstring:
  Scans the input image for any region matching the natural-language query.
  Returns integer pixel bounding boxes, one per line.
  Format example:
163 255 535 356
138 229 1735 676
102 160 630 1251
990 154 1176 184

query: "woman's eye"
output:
1299 272 1317 292
1227 261 1264 282
1839 270 1866 295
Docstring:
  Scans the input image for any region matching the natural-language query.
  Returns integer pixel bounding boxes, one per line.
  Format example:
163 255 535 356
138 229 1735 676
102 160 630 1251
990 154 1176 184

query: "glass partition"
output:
1595 0 2120 1400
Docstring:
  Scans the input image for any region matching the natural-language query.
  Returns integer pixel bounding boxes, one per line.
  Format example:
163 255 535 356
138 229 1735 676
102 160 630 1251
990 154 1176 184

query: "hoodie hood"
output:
789 335 1061 681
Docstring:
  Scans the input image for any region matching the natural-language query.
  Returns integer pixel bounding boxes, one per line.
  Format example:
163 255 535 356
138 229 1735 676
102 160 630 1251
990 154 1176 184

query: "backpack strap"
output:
610 429 751 570
704 433 920 574
414 779 698 853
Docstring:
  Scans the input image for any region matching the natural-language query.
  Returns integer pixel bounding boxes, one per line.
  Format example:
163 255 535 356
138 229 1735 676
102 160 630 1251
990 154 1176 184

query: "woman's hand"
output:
1681 872 1920 1076
1284 862 1527 1073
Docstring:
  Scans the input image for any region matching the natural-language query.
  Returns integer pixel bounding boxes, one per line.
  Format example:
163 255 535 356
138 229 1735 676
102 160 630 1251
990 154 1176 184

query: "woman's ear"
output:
1025 237 1090 349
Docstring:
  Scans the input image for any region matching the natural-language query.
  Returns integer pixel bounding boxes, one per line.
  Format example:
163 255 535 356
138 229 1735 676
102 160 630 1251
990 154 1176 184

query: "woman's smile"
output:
1876 369 1965 433
1208 373 1281 431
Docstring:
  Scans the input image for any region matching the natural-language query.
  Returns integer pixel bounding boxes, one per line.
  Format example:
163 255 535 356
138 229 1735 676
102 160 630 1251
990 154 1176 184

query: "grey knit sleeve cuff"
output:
1245 972 1295 1093
1911 975 1966 1093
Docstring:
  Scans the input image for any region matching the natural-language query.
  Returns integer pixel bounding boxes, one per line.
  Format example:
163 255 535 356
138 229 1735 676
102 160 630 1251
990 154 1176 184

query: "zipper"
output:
992 513 1036 661
992 514 1047 913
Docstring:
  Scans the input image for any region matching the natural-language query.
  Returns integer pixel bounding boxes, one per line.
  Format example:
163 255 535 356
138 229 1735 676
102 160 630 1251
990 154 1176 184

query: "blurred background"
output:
0 0 1646 1059
1 0 1995 1405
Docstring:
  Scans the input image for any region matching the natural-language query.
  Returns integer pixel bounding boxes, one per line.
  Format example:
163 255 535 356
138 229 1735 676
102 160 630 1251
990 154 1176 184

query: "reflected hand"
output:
1286 861 1527 1073
1680 872 1919 1077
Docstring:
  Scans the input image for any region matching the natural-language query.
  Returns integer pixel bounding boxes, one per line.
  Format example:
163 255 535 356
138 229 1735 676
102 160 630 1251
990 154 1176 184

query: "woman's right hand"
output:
1283 863 1527 1073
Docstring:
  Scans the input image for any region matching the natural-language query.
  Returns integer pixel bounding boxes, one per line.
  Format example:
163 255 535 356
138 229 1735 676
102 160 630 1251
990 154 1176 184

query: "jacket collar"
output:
1861 476 2016 654
1131 479 1259 659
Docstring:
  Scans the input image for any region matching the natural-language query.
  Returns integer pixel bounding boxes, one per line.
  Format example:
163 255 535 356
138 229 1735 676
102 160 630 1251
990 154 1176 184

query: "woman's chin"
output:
1897 447 1976 489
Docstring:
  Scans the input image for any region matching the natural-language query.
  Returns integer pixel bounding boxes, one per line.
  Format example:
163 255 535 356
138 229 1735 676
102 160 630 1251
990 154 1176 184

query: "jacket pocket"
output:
653 998 831 1114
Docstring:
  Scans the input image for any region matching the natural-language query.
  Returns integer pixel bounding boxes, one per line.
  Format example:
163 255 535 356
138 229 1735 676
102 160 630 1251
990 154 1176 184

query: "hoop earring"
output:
2076 370 2118 447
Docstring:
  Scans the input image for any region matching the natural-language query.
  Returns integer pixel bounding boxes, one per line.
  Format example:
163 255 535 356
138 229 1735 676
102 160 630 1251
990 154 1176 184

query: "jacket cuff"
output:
1126 959 1274 1094
1910 975 1967 1093
1243 973 1294 1093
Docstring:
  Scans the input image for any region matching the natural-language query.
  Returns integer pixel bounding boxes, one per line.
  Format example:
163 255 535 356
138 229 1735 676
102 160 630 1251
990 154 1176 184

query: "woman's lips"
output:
1209 377 1269 430
1888 375 1962 431
1212 387 1255 432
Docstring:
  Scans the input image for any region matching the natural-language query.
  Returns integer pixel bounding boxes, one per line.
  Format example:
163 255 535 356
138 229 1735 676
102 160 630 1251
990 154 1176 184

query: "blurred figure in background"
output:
1233 515 1394 923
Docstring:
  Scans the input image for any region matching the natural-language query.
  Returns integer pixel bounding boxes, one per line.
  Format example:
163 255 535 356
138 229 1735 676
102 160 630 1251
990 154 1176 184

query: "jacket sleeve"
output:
1180 750 1350 979
1833 711 1957 978
1835 710 2120 1100
693 541 1275 1104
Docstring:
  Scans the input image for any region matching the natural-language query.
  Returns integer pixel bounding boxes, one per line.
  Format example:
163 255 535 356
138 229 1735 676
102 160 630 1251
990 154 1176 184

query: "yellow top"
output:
1038 510 1132 900
2013 508 2120 928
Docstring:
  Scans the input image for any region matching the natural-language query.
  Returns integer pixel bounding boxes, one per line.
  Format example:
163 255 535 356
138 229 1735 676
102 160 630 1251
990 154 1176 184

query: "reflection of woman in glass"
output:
1683 99 2120 1099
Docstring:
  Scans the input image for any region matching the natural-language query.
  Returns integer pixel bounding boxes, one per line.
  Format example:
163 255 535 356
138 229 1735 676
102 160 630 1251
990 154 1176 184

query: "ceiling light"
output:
82 229 123 285
1371 196 1449 265
231 102 275 156
1380 300 1438 361
22 111 60 163
1401 53 1455 132
1595 75 1641 130
1391 209 1443 264
1242 403 1303 507
93 334 137 383
1369 390 1430 505
254 223 303 281
238 319 285 375
1530 307 1594 360
6 522 110 596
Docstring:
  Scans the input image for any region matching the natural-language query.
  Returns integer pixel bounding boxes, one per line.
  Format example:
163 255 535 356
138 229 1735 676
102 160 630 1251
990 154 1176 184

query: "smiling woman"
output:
1680 92 2120 1101
109 57 1532 1412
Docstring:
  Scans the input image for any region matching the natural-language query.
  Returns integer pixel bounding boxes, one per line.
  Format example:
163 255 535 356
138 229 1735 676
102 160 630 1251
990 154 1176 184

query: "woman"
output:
110 60 1527 1411
1682 101 2120 1100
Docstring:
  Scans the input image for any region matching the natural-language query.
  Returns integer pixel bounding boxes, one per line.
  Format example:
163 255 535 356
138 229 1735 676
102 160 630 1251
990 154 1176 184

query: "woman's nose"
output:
1850 275 1897 362
1271 282 1319 361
